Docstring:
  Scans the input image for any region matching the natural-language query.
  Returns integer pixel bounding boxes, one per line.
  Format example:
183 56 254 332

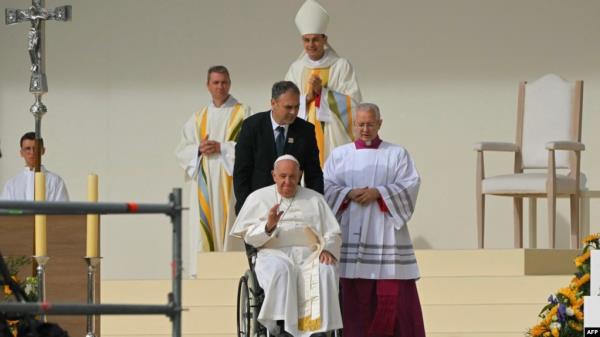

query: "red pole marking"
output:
41 301 52 312
127 202 139 213
171 260 176 279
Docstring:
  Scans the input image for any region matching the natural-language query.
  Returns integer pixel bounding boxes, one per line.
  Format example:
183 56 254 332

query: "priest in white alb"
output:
285 0 362 166
323 103 426 337
175 65 250 277
230 155 342 337
1 132 69 201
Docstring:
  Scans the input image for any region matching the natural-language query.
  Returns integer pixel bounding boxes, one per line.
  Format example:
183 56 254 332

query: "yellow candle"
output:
86 174 100 257
34 172 47 256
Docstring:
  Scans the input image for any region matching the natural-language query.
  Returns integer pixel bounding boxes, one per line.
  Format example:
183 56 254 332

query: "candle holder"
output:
33 255 49 322
84 256 101 337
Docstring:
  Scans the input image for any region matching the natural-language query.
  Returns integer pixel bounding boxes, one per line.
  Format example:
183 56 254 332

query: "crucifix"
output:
5 0 71 172
5 0 73 327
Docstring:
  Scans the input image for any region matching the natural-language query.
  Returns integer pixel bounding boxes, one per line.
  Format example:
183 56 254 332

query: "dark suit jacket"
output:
234 110 324 213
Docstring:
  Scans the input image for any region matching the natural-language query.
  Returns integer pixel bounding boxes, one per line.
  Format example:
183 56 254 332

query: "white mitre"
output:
295 0 329 35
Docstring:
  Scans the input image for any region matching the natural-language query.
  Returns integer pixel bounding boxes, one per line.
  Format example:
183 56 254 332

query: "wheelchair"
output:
236 243 342 337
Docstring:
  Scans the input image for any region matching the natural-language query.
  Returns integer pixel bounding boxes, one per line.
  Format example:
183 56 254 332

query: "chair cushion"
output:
482 173 576 194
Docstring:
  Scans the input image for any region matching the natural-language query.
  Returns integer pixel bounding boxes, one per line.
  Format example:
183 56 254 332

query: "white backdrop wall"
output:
1 0 599 279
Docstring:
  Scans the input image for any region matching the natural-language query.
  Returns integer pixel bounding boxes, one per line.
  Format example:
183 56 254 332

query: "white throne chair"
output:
474 74 584 249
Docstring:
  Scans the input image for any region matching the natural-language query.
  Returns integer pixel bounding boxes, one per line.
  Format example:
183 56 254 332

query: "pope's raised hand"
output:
265 204 283 234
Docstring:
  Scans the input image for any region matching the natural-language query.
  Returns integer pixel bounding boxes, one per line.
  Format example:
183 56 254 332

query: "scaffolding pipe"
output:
0 303 175 316
0 200 173 215
170 188 182 337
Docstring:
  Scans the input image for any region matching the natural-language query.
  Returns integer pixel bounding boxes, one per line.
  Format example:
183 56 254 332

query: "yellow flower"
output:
551 327 559 337
573 298 584 310
3 276 19 296
543 306 558 325
530 324 548 336
558 287 577 305
574 250 591 267
574 273 590 288
583 233 600 244
575 309 583 321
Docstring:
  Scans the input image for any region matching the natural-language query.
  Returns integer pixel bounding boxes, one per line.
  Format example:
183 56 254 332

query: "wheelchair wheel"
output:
237 275 251 337
237 270 267 337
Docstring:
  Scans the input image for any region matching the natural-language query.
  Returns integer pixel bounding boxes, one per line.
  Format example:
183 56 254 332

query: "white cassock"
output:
230 184 343 337
0 165 69 201
285 48 362 166
323 142 421 280
175 95 250 277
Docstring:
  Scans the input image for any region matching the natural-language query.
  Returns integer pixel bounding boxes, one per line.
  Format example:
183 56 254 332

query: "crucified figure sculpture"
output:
6 1 71 93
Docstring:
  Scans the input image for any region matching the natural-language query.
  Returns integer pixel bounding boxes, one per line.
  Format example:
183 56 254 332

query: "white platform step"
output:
101 249 577 337
193 249 578 279
416 249 577 276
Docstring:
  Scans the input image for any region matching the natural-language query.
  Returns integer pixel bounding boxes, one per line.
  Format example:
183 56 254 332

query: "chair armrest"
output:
473 142 519 152
545 141 585 151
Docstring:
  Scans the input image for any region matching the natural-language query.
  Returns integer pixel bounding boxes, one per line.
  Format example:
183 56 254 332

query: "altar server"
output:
324 103 426 337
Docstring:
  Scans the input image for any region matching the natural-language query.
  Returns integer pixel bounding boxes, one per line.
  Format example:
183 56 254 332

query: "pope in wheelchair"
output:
231 155 343 337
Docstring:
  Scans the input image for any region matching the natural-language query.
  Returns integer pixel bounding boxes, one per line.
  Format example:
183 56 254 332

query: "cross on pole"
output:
5 0 71 172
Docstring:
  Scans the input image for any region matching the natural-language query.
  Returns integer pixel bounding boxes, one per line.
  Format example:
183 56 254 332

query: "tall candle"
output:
86 174 100 257
34 172 47 256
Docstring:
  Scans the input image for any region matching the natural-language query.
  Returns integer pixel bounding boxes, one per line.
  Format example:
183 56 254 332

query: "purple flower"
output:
557 303 567 323
548 295 558 305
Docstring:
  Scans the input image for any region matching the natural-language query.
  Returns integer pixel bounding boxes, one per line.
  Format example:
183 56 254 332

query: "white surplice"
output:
175 95 250 277
285 48 362 164
0 165 69 201
230 184 343 337
323 142 421 280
